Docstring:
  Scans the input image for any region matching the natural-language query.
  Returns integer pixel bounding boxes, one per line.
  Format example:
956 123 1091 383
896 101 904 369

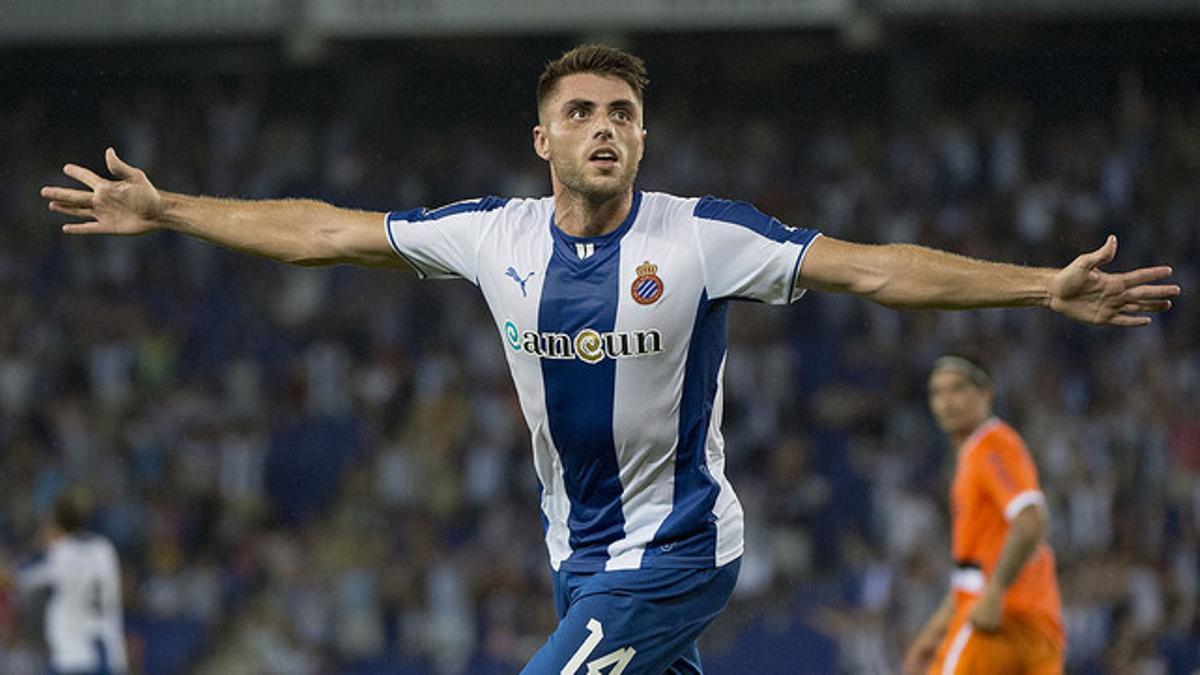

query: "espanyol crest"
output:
631 261 664 305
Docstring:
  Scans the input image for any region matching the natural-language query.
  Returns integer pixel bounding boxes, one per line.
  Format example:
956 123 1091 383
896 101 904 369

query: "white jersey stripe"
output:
941 623 975 675
707 357 744 566
607 227 690 570
540 432 575 571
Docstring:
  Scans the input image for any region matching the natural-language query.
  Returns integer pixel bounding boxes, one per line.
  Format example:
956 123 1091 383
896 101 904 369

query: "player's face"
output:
533 73 646 201
928 368 993 438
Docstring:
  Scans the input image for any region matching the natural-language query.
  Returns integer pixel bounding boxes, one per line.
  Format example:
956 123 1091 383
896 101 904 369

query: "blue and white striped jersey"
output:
386 191 820 572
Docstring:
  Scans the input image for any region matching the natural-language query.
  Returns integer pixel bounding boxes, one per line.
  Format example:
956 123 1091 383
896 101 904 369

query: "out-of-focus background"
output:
1 1 1197 673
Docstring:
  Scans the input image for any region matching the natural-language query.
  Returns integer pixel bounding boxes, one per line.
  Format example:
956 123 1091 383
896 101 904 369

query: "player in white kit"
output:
13 492 127 675
39 45 1178 674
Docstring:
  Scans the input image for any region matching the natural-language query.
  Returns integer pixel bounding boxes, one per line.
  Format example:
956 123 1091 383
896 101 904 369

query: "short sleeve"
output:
385 196 510 282
972 432 1044 522
691 196 820 303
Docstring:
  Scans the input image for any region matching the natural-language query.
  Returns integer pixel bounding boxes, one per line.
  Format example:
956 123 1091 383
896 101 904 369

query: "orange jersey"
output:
949 418 1064 647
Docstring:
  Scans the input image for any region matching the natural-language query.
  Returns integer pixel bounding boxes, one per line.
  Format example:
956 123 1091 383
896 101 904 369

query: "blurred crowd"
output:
0 41 1197 674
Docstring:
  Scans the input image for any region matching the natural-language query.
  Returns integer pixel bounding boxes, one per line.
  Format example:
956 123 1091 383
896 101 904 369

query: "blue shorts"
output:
522 558 741 675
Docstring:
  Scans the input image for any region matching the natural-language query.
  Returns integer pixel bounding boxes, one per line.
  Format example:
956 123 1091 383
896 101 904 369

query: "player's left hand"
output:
968 591 1003 633
41 147 165 236
1049 235 1180 327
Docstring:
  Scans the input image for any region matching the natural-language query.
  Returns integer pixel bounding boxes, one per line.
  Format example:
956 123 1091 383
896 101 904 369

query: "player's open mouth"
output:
588 148 619 167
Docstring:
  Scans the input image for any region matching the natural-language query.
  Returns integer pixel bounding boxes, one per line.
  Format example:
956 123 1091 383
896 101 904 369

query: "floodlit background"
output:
1 1 1197 673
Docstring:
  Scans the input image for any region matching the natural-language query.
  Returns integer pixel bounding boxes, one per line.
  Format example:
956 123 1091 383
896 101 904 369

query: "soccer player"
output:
40 45 1177 674
11 491 128 675
903 356 1064 675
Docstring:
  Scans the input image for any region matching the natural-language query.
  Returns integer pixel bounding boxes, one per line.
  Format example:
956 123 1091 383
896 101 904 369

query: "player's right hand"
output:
41 147 164 236
902 637 936 675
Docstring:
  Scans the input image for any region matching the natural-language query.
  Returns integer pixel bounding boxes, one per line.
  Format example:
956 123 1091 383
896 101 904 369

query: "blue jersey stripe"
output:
388 195 510 223
539 238 626 568
536 479 550 533
693 196 817 246
643 292 726 565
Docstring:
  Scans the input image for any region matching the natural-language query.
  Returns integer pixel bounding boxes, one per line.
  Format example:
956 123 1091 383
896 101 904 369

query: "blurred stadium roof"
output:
1 0 1198 45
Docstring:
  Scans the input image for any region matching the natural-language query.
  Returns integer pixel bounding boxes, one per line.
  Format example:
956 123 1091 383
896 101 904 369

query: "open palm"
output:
1049 236 1179 327
41 147 164 236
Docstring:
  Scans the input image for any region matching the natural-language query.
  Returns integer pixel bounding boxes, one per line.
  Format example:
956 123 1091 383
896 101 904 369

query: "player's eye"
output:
612 109 631 122
569 108 588 120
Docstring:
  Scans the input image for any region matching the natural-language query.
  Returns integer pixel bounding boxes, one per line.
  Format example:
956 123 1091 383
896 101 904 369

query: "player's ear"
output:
533 124 550 161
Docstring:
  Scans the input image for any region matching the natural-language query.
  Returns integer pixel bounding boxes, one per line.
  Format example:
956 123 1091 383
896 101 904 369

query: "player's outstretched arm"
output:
798 235 1179 326
41 148 403 269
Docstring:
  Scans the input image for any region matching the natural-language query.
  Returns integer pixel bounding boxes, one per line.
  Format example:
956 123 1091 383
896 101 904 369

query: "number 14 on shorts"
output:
562 618 637 674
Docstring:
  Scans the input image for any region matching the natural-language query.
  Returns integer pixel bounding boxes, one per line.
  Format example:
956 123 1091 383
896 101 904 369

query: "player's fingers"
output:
1123 282 1182 301
49 202 93 219
1119 300 1172 314
1118 267 1178 289
41 186 94 207
105 147 141 180
1108 314 1152 327
63 163 106 189
1076 235 1117 270
61 222 103 234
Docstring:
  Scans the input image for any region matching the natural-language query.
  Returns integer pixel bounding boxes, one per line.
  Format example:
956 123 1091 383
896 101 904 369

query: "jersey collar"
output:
549 190 643 248
960 417 1002 454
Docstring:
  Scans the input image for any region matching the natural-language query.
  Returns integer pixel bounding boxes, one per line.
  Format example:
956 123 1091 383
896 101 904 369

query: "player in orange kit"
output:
904 356 1065 675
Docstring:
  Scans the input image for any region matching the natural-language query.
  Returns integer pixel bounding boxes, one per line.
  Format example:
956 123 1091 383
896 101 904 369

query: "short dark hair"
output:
537 44 649 112
931 354 993 389
52 489 92 534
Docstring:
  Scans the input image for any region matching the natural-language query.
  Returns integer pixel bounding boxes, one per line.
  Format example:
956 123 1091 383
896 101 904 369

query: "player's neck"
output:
952 415 994 449
552 188 633 238
950 430 972 449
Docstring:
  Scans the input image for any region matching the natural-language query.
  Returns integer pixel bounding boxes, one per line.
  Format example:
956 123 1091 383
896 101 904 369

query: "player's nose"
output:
592 121 615 140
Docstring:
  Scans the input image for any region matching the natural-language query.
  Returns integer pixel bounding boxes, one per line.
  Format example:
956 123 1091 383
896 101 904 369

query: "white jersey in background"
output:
18 533 128 674
386 191 820 573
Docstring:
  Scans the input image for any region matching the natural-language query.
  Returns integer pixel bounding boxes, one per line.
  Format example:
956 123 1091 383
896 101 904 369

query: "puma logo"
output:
505 266 535 297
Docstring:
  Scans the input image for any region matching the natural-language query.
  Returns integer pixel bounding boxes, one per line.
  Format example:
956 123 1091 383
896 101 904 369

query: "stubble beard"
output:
553 157 638 205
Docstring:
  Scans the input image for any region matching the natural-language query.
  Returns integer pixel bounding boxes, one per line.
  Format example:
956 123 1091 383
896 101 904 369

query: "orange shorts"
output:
929 609 1063 675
